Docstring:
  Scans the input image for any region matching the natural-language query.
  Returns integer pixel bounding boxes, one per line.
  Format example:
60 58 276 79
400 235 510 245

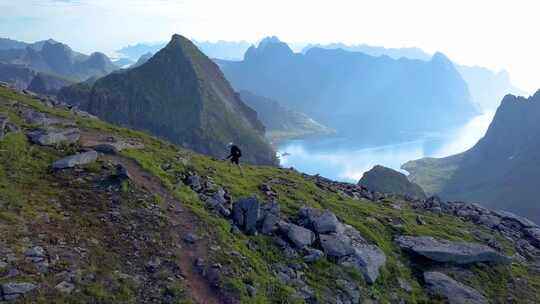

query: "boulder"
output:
303 248 324 263
493 210 537 228
0 114 18 140
424 271 487 304
396 236 511 265
319 234 355 257
299 206 343 234
1 282 37 300
280 223 316 248
187 175 202 192
232 197 260 234
52 150 98 170
524 228 540 247
27 128 80 146
259 202 281 235
339 244 386 284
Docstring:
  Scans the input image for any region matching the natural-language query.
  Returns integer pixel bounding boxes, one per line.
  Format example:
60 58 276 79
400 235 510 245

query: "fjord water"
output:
278 111 495 182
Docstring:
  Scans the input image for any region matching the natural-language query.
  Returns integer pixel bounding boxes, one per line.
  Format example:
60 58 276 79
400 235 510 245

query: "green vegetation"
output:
1 86 539 303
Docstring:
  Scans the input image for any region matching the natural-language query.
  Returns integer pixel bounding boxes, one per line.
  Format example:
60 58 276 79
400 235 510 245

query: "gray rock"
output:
336 278 361 304
27 128 80 146
246 284 257 297
299 206 343 234
187 175 202 192
1 282 37 300
55 281 75 294
232 197 260 234
183 233 200 244
303 248 324 263
24 246 46 258
92 143 120 154
281 223 316 248
261 213 280 235
475 214 501 228
52 150 98 169
493 210 537 228
525 228 540 247
424 271 487 304
339 244 386 284
396 236 511 264
320 234 355 258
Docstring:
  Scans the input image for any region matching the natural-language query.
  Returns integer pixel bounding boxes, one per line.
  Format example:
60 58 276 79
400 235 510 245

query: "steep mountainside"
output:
86 34 276 165
1 85 540 303
403 90 540 223
0 63 74 95
456 66 523 111
359 165 426 199
239 90 333 142
0 40 117 81
219 37 477 143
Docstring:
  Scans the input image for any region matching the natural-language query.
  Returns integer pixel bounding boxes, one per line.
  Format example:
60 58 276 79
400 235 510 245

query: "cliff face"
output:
404 90 540 223
87 34 277 165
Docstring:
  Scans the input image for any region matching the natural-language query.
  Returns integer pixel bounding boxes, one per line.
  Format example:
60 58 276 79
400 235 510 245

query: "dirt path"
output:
80 130 222 304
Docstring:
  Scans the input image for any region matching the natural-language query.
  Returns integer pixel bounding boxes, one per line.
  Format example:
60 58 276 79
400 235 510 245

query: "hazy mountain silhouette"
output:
239 90 333 142
302 42 431 60
0 38 117 81
117 40 251 62
403 90 540 223
0 62 74 95
86 34 276 165
220 37 477 144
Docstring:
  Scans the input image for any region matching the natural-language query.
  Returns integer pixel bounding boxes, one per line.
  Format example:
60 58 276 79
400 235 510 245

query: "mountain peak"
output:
431 51 453 66
244 36 293 61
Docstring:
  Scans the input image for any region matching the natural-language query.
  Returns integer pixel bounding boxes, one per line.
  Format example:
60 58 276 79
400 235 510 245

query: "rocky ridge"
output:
0 84 539 303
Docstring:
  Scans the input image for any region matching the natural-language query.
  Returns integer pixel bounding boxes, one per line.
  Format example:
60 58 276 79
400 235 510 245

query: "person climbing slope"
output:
225 142 244 176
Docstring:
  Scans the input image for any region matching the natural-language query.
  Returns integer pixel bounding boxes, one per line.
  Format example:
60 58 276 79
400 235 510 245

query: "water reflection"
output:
278 111 495 182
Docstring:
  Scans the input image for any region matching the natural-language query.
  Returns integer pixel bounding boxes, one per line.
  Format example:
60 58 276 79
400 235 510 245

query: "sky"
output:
0 0 538 93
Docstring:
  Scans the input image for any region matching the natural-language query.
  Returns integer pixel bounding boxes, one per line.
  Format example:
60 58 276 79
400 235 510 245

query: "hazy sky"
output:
0 0 538 93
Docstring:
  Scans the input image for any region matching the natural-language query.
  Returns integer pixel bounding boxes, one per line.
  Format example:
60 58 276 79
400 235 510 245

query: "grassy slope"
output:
1 87 539 303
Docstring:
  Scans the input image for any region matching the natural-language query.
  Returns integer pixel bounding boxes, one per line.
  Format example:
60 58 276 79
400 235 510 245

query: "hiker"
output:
225 142 244 176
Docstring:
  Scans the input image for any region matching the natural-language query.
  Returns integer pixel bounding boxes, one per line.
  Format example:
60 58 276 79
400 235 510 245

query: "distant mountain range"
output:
302 42 522 112
0 37 123 95
116 40 251 62
63 35 277 165
403 90 540 223
238 90 334 143
218 37 478 144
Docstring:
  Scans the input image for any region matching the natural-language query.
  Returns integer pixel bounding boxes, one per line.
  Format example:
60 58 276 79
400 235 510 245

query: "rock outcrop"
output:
424 271 487 304
396 235 511 264
359 165 426 198
52 150 98 170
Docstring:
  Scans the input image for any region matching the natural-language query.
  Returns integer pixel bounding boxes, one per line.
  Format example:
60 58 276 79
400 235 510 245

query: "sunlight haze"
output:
0 0 538 93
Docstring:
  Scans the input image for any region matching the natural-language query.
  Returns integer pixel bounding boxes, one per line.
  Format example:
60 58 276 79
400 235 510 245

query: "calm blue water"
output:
278 112 494 182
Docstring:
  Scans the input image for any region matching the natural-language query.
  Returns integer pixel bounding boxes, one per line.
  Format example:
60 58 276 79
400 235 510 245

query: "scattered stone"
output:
232 197 260 235
246 284 257 297
396 236 511 265
52 150 98 170
183 233 200 244
424 271 487 304
398 278 413 293
303 248 324 263
27 128 80 146
187 175 202 192
493 210 537 228
55 281 75 294
1 282 37 300
320 234 355 258
339 244 386 284
299 206 343 234
336 278 361 304
280 222 316 249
